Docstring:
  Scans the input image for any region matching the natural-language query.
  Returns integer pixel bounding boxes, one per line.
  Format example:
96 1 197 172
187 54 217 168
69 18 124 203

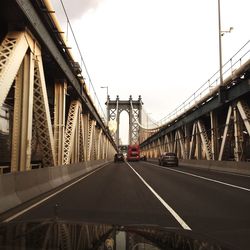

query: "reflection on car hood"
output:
0 219 233 250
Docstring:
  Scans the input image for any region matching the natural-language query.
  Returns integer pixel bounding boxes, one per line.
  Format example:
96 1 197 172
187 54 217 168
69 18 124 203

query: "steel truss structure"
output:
141 64 250 162
0 31 116 172
106 95 143 145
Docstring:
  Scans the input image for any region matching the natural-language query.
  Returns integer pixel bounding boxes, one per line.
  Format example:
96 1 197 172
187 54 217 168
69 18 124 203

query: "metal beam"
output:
237 100 250 136
197 120 212 160
141 79 250 147
11 52 34 171
33 53 56 167
63 100 81 165
15 0 115 148
218 106 233 161
54 81 66 165
0 32 29 108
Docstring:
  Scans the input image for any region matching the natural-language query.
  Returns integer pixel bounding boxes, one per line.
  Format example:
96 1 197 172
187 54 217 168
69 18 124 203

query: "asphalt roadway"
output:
6 161 250 249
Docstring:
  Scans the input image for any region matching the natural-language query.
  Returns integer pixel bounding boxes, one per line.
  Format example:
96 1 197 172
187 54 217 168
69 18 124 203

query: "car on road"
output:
140 154 147 161
114 153 125 162
158 152 178 166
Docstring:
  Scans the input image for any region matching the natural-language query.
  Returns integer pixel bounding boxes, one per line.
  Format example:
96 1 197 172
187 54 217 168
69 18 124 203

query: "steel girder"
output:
15 0 111 139
218 106 233 161
54 81 66 165
63 100 81 165
210 111 219 160
0 30 116 171
0 32 29 108
11 53 34 171
1 31 55 170
33 53 56 167
197 120 212 160
87 119 96 161
141 78 250 147
142 99 250 161
237 100 250 136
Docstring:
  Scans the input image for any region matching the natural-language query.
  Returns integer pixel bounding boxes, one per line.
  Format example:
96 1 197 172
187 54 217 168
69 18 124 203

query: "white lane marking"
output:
126 162 191 230
3 163 110 222
147 162 250 192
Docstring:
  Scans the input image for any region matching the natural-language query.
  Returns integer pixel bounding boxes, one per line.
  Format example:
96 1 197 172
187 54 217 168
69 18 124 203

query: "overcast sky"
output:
51 0 250 143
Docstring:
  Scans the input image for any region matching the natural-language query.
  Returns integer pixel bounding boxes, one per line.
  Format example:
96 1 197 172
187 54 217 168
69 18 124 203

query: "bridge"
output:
0 1 250 249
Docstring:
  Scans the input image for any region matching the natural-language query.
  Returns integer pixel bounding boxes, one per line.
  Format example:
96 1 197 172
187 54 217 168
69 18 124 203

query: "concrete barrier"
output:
0 174 21 214
15 170 42 203
179 159 250 175
36 167 52 194
0 159 110 215
148 158 250 175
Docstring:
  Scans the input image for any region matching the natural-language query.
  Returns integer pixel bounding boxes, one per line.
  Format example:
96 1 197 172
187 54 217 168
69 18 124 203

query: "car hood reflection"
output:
0 219 233 249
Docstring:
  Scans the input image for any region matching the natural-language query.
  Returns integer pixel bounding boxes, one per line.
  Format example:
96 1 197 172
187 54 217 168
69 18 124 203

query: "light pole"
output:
218 0 223 88
101 86 109 123
217 0 233 102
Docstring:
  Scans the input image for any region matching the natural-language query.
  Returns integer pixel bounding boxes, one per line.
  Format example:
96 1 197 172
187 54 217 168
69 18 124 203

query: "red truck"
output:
127 144 140 161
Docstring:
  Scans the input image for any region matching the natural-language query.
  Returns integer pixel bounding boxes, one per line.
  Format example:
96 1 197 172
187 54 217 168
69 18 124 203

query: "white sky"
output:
51 0 250 144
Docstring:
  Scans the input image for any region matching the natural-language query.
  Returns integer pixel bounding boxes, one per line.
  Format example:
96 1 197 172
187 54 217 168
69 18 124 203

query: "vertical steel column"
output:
189 123 196 159
233 107 242 161
196 124 202 160
63 100 81 165
177 129 187 159
197 120 212 160
129 105 132 145
11 52 34 172
219 106 232 161
54 81 66 165
87 120 96 161
165 134 171 152
96 129 103 160
79 113 85 162
33 54 56 167
210 111 218 160
237 100 250 136
185 125 190 159
71 107 81 163
82 113 89 161
116 110 120 146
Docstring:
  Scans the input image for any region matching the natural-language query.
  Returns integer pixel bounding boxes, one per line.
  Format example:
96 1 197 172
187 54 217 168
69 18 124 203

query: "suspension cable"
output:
59 0 106 120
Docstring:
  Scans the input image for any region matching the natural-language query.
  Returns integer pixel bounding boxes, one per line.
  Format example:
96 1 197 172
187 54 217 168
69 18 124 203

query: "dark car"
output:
159 152 178 166
114 153 125 162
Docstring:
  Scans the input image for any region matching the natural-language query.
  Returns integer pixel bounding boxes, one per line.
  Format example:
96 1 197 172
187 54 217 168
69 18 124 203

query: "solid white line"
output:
147 162 250 192
126 162 191 230
3 163 110 222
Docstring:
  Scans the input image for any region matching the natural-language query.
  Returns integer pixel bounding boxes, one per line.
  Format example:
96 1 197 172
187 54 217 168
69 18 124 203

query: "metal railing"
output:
157 40 250 126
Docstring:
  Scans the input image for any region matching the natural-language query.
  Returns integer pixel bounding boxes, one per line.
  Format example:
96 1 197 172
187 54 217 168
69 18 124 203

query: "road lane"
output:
131 161 250 250
11 162 180 228
148 159 250 189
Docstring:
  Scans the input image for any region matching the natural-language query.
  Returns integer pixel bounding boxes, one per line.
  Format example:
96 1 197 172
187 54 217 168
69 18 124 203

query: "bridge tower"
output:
106 95 143 146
